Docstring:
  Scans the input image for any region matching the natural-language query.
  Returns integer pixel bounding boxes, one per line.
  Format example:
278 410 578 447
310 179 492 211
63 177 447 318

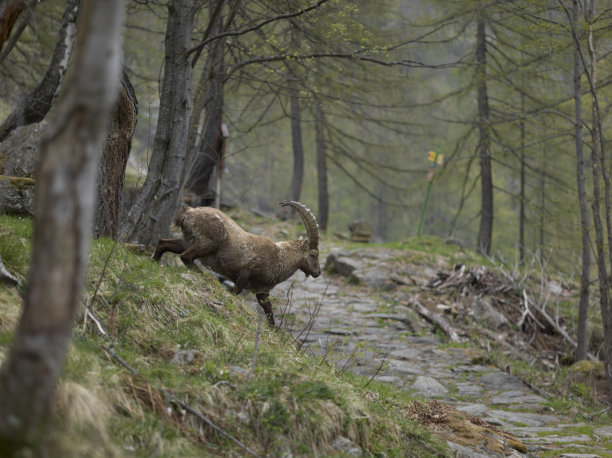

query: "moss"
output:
0 175 35 190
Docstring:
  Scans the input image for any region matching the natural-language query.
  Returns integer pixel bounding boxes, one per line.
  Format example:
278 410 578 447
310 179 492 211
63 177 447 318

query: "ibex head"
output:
279 200 321 279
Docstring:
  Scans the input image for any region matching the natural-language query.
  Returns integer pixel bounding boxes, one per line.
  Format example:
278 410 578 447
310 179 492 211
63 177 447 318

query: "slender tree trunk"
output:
94 70 138 238
186 1 226 207
0 0 79 143
476 16 493 255
289 81 304 202
120 0 194 246
539 151 546 250
0 0 122 450
314 100 328 232
519 92 526 264
0 0 27 50
279 80 304 221
573 0 590 362
586 11 612 396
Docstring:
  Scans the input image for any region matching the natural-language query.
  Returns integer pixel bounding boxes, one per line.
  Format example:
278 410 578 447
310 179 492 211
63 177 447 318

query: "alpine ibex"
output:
153 201 321 327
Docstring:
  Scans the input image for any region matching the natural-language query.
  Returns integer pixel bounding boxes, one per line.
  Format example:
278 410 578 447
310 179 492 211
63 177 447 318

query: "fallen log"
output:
409 300 463 343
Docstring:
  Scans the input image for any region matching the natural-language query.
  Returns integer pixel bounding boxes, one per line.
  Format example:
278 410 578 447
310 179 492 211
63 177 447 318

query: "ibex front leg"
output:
256 292 276 328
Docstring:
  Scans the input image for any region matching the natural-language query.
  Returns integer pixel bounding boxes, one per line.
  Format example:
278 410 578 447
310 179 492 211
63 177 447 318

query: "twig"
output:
80 299 107 335
365 351 388 388
249 309 263 379
103 345 261 457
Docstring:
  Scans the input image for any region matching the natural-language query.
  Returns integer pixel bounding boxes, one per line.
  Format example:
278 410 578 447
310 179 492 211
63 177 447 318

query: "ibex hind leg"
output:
152 238 189 262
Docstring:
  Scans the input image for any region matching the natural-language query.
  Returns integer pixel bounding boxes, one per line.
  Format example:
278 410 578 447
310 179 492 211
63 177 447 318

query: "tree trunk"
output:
278 80 305 221
120 0 194 246
519 93 525 265
289 81 304 203
476 16 493 255
573 0 590 362
0 0 26 50
314 100 328 232
586 12 612 397
186 1 227 207
94 69 138 239
0 0 122 450
0 0 79 143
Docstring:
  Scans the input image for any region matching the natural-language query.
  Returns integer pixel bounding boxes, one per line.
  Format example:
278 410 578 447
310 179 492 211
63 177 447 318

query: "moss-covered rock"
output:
0 175 35 215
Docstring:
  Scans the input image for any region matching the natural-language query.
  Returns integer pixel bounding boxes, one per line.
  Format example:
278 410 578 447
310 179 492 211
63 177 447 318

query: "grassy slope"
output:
0 214 449 457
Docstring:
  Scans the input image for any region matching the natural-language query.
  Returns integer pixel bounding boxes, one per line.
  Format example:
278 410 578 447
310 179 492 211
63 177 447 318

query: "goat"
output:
152 201 321 327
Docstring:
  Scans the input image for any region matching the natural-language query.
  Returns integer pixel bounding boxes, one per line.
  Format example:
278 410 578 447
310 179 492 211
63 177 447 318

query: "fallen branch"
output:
410 300 463 343
0 254 19 286
522 290 597 361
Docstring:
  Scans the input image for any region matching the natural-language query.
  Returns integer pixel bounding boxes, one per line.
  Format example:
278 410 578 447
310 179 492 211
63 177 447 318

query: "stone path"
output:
266 251 612 458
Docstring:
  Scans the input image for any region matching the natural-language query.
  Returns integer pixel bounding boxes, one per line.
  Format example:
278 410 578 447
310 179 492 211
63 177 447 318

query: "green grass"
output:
0 214 451 457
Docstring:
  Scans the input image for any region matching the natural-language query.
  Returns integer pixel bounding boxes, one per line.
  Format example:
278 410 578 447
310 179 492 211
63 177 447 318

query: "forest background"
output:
1 0 612 448
6 0 610 263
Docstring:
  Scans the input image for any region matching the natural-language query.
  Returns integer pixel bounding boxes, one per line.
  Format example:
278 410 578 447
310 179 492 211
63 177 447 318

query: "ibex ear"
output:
301 238 309 251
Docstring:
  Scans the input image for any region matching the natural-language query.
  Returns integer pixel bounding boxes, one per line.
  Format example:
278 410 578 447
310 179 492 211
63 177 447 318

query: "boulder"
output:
0 175 35 215
471 297 509 330
324 251 365 277
0 121 44 178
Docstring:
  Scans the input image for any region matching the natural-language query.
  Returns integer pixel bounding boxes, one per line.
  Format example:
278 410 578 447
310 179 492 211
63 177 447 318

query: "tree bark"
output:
120 0 194 246
519 92 525 265
476 15 493 255
0 0 122 450
573 0 590 362
289 81 304 203
0 0 79 143
314 100 328 232
585 10 612 397
94 69 138 238
186 0 227 207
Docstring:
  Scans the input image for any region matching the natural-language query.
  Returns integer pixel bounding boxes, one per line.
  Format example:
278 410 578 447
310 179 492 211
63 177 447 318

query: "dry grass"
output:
406 400 527 455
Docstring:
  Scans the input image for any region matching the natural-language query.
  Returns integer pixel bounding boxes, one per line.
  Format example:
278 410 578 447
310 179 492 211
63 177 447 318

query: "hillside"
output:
1 211 611 457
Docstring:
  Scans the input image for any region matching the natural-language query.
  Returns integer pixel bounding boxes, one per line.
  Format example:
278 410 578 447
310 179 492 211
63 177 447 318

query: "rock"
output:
348 220 373 243
593 425 612 438
0 121 44 177
483 410 558 427
387 359 425 377
351 266 395 291
490 390 545 405
456 403 489 417
471 297 509 330
330 436 361 457
0 175 35 215
455 383 484 397
479 372 527 392
170 350 202 365
447 441 492 458
324 252 364 277
412 376 448 397
389 348 421 360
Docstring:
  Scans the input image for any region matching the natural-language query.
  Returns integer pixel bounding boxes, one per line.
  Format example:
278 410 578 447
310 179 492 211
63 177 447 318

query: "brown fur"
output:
153 202 320 327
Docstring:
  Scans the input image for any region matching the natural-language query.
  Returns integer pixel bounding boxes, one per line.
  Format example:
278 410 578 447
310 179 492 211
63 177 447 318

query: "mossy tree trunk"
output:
0 0 123 451
94 70 138 239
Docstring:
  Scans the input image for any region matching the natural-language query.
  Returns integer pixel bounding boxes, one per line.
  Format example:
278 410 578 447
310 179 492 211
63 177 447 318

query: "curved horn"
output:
279 201 319 249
